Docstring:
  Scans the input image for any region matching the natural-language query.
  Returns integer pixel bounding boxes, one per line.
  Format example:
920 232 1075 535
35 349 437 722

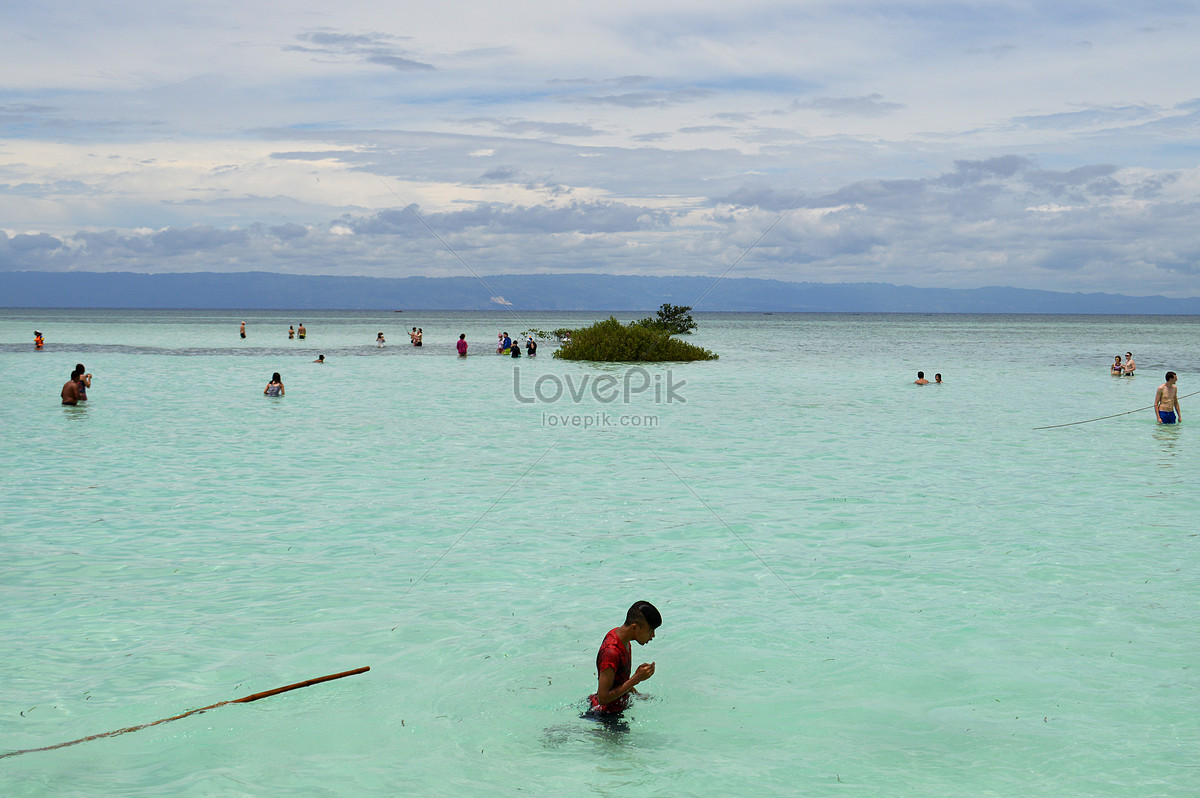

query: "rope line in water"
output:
645 448 808 605
0 666 369 760
1033 388 1199 430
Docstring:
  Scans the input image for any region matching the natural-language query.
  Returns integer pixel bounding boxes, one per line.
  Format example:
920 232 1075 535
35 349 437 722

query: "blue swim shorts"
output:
1159 411 1177 424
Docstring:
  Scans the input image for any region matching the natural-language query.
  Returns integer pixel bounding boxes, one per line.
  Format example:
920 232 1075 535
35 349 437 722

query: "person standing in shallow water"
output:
240 321 246 339
288 326 295 340
914 371 929 385
585 601 661 721
61 367 81 405
457 334 468 357
298 323 306 340
264 372 284 397
1123 352 1136 376
1155 372 1181 424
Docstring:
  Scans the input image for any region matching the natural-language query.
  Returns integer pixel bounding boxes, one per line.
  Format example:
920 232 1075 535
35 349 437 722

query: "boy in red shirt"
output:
586 601 662 720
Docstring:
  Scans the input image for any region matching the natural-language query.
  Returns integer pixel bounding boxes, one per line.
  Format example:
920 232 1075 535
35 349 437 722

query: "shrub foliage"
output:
553 316 717 362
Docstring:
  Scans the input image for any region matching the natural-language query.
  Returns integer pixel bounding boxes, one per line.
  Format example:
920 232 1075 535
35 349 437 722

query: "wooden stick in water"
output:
0 666 369 760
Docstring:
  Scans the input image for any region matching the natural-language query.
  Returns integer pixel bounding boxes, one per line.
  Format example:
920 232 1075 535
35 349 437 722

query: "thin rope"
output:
644 448 807 605
1033 388 1198 430
689 166 831 311
346 148 533 333
380 439 559 630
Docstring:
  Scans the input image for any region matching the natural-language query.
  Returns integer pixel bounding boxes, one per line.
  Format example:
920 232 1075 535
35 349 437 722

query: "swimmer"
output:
526 336 537 357
376 332 386 347
298 323 306 340
240 321 246 339
1123 352 1136 376
914 371 929 385
289 325 295 340
264 372 285 397
511 342 521 358
34 330 44 350
74 363 91 401
415 328 422 347
61 367 81 405
497 332 505 353
457 333 468 357
410 327 418 345
1155 371 1181 424
313 355 325 363
585 601 661 721
1111 355 1123 375
934 373 942 384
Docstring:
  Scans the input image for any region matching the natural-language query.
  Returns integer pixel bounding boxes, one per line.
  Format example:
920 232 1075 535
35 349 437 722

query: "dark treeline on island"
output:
3 270 1200 314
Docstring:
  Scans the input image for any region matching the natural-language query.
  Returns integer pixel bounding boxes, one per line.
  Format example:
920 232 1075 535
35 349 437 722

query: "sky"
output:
2 0 1199 296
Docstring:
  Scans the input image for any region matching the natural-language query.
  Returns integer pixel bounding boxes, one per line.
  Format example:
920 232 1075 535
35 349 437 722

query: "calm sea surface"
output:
1 309 1197 796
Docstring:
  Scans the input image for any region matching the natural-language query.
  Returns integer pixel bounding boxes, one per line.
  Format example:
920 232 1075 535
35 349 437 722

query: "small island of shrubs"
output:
553 305 718 362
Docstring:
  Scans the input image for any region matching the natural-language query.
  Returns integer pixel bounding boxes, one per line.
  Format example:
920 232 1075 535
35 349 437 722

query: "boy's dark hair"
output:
626 600 662 629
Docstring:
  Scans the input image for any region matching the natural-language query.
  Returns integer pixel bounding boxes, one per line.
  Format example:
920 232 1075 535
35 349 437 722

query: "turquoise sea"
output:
1 308 1197 796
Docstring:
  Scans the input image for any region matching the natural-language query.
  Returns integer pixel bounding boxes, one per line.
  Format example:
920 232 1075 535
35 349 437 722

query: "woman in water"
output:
376 332 386 347
264 372 285 396
1111 355 1123 375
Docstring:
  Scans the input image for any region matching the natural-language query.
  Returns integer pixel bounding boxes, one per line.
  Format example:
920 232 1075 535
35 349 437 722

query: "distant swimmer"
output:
34 331 44 350
376 332 386 347
457 333 468 357
526 336 537 357
410 327 419 345
934 373 942 384
1123 352 1136 376
1111 355 1123 375
264 372 284 396
240 321 246 339
298 323 306 340
511 342 521 358
914 371 929 385
289 325 295 340
74 363 91 401
497 332 505 353
1155 372 1181 424
313 355 325 363
584 601 662 725
416 328 422 346
61 367 81 405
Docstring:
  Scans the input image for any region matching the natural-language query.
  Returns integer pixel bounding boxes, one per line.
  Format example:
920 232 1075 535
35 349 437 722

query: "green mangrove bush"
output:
553 316 718 362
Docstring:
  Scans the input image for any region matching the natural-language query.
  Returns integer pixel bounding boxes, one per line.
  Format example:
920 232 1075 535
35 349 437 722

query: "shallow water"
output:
2 309 1198 796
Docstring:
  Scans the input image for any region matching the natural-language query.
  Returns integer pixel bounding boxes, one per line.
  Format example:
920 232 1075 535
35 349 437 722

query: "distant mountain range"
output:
2 271 1199 313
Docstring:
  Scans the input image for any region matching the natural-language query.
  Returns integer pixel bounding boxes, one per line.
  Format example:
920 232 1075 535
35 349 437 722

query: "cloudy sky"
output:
3 0 1199 296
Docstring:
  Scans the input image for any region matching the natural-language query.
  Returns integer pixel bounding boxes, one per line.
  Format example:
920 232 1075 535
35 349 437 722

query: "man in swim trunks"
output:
586 601 661 719
1155 372 1181 424
240 321 246 338
1123 352 1136 376
61 368 81 405
914 371 929 385
298 323 306 340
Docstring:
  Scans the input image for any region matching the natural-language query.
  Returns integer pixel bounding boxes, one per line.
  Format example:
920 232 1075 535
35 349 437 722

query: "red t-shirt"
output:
588 628 631 713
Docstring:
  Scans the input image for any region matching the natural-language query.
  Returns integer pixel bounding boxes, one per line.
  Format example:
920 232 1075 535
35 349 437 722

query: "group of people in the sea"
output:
1110 351 1136 376
496 331 537 358
913 371 942 385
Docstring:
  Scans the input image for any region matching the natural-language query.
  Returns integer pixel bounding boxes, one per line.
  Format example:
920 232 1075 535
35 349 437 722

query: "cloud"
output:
797 94 904 117
285 29 434 71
